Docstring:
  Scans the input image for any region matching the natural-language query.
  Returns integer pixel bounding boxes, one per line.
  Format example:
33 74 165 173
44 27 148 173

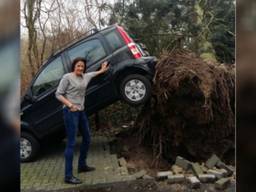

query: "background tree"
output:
108 0 235 63
22 0 42 76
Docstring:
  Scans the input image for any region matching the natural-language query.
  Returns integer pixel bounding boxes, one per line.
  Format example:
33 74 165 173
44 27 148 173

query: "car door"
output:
66 37 115 113
22 55 66 138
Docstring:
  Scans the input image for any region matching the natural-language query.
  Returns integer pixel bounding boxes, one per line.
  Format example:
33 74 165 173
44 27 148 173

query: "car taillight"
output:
117 26 142 59
128 42 142 59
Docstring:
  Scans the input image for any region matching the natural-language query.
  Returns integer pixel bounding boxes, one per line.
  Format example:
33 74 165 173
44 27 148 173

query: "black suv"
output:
21 24 156 162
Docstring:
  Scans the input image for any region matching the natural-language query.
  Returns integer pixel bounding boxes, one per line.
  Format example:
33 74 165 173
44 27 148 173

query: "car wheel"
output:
20 132 40 162
120 74 151 106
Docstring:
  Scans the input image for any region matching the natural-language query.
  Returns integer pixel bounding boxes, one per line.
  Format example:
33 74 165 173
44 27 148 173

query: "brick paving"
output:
21 136 135 192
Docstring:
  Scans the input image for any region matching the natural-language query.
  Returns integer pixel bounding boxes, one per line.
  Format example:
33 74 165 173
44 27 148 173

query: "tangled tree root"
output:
135 50 235 166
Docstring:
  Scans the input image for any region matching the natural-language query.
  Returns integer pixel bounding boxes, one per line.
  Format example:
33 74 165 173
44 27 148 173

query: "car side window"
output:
68 39 107 67
104 31 124 51
31 57 64 97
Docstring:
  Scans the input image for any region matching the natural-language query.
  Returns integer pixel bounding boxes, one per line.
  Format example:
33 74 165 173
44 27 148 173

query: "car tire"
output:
20 132 40 162
120 74 151 106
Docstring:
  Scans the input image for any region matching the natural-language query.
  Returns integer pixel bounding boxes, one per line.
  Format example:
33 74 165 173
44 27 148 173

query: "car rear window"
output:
68 39 107 67
104 30 124 51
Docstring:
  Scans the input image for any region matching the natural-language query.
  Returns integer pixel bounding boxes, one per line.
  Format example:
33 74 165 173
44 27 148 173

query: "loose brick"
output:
171 165 184 174
118 167 128 175
133 170 147 179
206 154 221 168
191 163 203 177
167 174 185 184
118 157 127 167
215 178 231 190
200 164 209 173
156 171 173 180
216 162 234 176
207 169 228 179
219 168 229 177
198 174 216 183
187 176 201 189
175 156 192 170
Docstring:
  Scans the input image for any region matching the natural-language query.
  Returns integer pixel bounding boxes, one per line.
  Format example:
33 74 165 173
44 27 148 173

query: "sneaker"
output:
64 176 82 184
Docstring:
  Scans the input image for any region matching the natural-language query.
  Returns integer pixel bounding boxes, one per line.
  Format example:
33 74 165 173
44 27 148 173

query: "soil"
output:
114 130 171 176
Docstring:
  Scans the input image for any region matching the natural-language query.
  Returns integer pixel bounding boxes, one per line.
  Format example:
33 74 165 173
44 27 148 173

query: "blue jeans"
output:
63 107 91 178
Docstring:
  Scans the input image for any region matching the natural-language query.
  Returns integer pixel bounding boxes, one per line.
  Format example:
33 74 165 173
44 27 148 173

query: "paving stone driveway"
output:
21 136 135 192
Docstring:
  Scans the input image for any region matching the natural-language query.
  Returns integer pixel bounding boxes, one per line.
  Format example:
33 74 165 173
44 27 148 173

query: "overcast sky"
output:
20 0 118 38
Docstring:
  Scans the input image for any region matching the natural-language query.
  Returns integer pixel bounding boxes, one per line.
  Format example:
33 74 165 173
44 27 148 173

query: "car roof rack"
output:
51 28 99 55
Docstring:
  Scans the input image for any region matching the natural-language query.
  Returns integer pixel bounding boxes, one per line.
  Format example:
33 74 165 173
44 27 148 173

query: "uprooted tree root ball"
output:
135 50 235 165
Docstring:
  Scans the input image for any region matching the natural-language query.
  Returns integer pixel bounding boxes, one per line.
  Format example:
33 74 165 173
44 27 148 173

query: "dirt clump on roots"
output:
135 50 235 165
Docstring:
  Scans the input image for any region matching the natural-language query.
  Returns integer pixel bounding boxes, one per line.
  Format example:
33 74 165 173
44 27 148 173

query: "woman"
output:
55 57 109 184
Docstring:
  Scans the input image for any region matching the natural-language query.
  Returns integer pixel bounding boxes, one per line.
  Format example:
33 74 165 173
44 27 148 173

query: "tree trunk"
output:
194 0 217 62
